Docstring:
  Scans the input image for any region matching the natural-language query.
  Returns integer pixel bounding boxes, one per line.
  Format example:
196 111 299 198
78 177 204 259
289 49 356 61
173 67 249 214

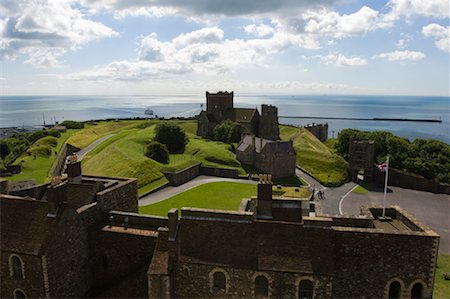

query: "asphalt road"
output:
76 134 116 160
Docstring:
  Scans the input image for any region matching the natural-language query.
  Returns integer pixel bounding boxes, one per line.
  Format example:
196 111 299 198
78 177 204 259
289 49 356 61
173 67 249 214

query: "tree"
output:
0 141 10 158
145 141 169 164
213 120 249 143
154 123 188 153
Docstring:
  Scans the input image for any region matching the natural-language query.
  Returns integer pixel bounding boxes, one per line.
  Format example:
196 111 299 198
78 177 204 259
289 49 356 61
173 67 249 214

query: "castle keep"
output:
197 91 280 140
236 135 296 178
1 162 439 298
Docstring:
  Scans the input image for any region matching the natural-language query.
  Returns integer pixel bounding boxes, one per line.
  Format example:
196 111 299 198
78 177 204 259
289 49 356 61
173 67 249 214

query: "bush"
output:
60 120 84 129
0 141 10 158
145 141 169 164
154 123 188 153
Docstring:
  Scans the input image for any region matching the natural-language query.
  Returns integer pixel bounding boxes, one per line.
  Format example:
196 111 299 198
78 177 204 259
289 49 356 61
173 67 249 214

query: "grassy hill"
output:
280 125 348 186
81 120 245 194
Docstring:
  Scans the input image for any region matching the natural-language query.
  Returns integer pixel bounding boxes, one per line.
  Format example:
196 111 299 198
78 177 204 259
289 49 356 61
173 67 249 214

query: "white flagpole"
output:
382 156 389 218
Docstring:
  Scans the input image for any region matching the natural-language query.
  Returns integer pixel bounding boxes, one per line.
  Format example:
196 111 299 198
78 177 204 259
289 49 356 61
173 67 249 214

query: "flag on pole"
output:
377 162 387 171
381 156 389 219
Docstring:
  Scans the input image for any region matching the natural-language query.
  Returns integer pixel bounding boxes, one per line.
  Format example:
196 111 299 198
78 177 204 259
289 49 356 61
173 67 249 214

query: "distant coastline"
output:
0 95 448 144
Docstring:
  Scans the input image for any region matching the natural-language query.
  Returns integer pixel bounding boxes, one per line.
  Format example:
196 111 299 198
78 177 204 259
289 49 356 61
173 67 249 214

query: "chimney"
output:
46 183 66 218
66 155 82 183
168 208 179 241
256 174 273 219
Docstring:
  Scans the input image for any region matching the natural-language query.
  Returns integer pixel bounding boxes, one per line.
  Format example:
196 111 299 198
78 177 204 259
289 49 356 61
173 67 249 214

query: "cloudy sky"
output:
1 0 449 96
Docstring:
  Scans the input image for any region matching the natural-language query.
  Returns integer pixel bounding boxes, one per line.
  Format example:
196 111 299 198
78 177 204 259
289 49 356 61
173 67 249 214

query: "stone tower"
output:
348 138 375 181
259 104 279 140
206 91 234 122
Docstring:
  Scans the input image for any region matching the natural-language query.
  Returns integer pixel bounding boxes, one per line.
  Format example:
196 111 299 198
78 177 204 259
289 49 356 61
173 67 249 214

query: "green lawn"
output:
139 182 256 216
353 184 369 194
280 125 349 186
9 130 76 183
434 254 450 299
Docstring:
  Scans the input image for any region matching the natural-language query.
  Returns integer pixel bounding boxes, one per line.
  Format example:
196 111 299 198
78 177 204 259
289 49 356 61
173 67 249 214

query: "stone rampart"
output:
108 211 168 229
200 166 239 178
163 163 201 186
96 178 138 212
376 167 450 194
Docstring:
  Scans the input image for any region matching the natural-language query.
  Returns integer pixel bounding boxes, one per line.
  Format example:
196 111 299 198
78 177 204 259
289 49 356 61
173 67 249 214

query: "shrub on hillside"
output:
0 141 10 159
60 120 84 129
145 141 169 164
154 123 188 153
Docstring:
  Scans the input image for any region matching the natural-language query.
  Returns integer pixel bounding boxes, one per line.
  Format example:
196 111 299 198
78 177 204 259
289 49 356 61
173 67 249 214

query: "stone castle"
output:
197 91 280 140
1 160 439 298
236 135 296 178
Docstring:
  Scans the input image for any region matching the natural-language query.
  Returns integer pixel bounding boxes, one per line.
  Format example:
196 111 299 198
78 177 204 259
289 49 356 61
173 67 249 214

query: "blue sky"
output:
1 0 449 96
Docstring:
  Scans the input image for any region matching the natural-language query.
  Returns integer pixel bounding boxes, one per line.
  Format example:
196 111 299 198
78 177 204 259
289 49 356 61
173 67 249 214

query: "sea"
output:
0 95 449 144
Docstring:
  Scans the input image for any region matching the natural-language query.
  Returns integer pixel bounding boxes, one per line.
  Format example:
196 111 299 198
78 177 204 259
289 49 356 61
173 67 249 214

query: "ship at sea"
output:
144 108 154 116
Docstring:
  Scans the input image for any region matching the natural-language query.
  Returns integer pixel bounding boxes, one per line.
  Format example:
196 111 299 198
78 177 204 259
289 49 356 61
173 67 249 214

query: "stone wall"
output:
0 165 22 176
163 163 201 186
45 206 92 298
332 227 439 298
172 262 333 298
200 166 239 178
304 123 328 142
50 143 68 177
96 178 138 212
0 253 45 299
376 167 450 194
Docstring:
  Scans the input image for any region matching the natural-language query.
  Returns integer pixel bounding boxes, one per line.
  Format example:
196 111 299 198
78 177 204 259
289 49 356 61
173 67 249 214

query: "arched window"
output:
212 271 226 292
10 255 24 279
298 280 314 299
14 289 26 299
388 281 401 299
411 282 424 299
255 275 269 298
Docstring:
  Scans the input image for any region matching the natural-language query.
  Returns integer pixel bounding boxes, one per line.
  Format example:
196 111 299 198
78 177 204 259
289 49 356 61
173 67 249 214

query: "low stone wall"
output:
0 165 22 176
50 143 68 177
163 163 202 186
163 163 240 187
376 167 450 194
200 166 238 178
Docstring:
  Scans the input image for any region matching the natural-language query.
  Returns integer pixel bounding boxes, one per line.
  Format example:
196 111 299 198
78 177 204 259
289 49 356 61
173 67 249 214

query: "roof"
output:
239 134 272 153
0 195 60 256
225 108 258 123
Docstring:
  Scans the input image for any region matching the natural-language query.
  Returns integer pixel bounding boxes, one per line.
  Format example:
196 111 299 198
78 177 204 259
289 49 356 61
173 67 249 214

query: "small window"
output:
10 256 24 279
411 282 424 299
388 281 401 299
14 290 26 299
213 271 226 292
255 275 269 298
298 280 313 299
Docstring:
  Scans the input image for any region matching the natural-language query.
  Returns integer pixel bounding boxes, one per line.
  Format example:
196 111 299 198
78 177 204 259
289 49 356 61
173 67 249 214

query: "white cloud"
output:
372 50 425 61
304 53 368 66
422 23 450 53
0 0 118 67
173 27 224 45
244 24 274 37
387 0 449 19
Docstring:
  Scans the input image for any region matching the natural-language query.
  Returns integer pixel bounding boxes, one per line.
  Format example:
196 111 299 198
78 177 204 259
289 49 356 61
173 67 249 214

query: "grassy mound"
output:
82 120 245 193
36 136 58 147
139 182 256 216
280 125 348 186
434 255 450 299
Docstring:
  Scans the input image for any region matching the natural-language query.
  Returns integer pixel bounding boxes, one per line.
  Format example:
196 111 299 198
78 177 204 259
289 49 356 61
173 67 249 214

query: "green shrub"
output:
145 141 169 164
60 120 84 129
0 141 10 158
154 123 188 153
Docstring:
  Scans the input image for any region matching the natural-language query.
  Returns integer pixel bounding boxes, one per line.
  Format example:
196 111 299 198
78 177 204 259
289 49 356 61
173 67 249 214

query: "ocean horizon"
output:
1 94 449 144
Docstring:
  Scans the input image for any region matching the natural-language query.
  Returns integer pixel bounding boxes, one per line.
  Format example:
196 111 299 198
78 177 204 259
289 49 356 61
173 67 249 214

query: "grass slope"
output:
139 182 256 216
434 254 450 299
82 120 245 194
280 125 348 186
9 130 75 183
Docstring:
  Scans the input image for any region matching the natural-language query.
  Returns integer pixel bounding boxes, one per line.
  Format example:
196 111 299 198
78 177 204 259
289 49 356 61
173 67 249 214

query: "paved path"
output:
295 167 323 189
340 186 450 254
139 176 258 206
76 134 115 160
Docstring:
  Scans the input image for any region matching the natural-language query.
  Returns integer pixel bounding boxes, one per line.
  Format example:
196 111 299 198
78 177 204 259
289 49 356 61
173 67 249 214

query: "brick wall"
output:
200 166 239 178
96 179 138 212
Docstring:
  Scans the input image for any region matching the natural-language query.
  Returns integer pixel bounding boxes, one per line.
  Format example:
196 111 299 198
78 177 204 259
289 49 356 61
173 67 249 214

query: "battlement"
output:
181 207 254 223
304 123 328 141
